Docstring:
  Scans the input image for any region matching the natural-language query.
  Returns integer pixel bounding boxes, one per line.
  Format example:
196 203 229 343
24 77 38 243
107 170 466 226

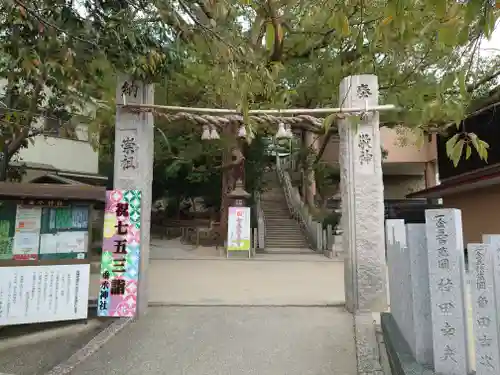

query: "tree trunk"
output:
4 80 44 164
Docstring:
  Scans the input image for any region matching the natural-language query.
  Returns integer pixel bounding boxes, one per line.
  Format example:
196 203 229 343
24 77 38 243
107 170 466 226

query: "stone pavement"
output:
75 242 359 375
70 306 357 375
90 244 346 306
0 315 111 375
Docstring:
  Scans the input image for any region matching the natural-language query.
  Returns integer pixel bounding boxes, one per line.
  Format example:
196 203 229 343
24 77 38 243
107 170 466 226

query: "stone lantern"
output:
227 179 250 207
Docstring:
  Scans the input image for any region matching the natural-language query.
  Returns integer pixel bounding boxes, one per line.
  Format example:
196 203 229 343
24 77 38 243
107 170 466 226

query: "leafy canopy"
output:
157 0 500 164
1 0 499 172
0 0 174 166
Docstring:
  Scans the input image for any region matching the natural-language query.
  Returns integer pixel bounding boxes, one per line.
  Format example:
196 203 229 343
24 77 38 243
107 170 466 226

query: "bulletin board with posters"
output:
0 200 91 261
0 182 105 326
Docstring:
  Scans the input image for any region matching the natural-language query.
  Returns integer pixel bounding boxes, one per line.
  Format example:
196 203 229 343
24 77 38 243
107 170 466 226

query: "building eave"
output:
407 163 500 198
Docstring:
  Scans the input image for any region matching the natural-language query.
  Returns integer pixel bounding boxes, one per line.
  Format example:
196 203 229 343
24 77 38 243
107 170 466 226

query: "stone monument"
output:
114 76 154 317
339 74 387 374
425 209 469 375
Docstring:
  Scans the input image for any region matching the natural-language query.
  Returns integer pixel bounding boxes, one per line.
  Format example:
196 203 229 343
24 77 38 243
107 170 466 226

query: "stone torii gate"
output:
114 74 395 374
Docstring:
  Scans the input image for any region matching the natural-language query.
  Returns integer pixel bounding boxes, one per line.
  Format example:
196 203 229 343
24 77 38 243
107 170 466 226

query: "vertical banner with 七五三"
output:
227 206 251 256
98 190 142 317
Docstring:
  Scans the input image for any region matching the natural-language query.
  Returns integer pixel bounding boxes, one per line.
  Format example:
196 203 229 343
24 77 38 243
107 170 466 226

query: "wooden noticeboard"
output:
0 201 91 261
0 182 106 326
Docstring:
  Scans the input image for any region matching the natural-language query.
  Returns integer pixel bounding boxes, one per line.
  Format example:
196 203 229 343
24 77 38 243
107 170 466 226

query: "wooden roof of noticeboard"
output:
0 182 106 202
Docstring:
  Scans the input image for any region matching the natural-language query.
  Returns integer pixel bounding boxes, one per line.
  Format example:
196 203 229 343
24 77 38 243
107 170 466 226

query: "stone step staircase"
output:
260 184 312 251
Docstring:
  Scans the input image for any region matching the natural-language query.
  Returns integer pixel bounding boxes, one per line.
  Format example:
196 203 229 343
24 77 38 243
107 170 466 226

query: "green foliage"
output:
156 0 499 164
2 0 499 174
148 120 224 207
314 161 338 202
0 0 175 166
446 131 490 167
150 127 269 212
244 134 269 201
99 117 270 213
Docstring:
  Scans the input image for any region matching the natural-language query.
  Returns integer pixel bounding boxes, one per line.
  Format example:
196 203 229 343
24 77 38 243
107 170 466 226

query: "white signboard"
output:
227 206 251 256
15 207 42 231
13 207 42 259
0 264 90 326
40 232 88 256
12 232 40 258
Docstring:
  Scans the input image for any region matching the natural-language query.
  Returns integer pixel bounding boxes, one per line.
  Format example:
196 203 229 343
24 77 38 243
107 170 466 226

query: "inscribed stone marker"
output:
482 234 500 372
339 74 387 375
114 76 154 317
338 74 387 313
425 209 469 375
482 234 500 317
406 223 433 366
386 219 415 355
469 243 500 375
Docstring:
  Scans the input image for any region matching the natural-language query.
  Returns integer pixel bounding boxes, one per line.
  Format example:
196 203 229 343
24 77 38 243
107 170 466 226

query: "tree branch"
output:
13 0 98 47
284 29 336 60
266 0 284 63
314 130 333 165
195 0 213 21
6 80 44 161
154 1 193 42
466 70 500 93
216 147 245 170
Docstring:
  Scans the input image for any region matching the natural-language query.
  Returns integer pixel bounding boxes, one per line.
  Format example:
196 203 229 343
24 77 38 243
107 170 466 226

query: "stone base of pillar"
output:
354 313 385 375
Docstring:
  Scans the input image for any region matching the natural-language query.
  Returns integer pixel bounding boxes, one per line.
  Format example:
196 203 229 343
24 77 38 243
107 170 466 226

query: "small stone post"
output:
406 223 433 366
114 76 154 317
385 220 415 354
469 243 500 375
339 74 387 374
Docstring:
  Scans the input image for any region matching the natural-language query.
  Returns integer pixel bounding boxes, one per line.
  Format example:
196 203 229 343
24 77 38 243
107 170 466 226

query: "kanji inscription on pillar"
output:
356 83 372 99
117 130 139 175
358 132 373 165
121 80 139 98
355 125 375 175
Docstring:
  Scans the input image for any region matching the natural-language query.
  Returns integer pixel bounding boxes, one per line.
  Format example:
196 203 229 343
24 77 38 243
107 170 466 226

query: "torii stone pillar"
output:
114 76 154 318
339 75 387 374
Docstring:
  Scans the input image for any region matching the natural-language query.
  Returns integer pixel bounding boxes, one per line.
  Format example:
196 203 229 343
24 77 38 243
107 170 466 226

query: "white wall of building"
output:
1 79 99 175
18 131 99 174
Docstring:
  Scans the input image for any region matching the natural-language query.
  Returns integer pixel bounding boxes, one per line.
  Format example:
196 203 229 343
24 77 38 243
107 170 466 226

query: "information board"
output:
0 264 90 325
40 232 88 259
13 207 42 260
0 203 90 260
